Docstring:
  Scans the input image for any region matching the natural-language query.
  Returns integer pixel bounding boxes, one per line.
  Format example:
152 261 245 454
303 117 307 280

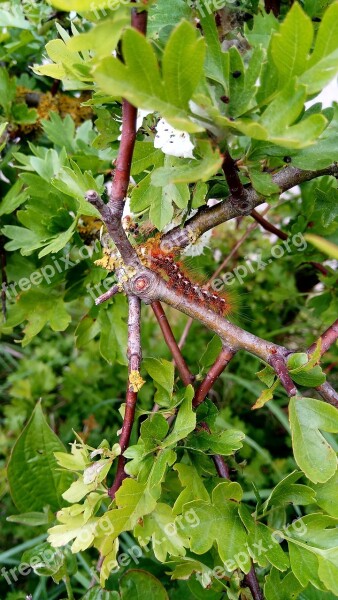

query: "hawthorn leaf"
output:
262 471 316 512
7 402 73 512
239 504 289 570
82 587 120 599
180 481 248 569
172 463 210 515
143 358 175 407
151 141 222 186
264 568 304 600
228 46 264 118
313 472 338 517
119 570 169 600
94 24 205 133
289 397 338 483
187 428 244 456
199 9 229 87
161 388 196 448
271 3 313 87
134 503 189 561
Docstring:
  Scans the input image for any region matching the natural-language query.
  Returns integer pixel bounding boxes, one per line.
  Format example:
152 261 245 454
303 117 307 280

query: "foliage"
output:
0 1 337 599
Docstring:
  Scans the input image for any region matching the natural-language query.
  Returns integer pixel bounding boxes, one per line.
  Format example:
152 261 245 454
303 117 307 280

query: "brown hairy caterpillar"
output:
141 236 233 317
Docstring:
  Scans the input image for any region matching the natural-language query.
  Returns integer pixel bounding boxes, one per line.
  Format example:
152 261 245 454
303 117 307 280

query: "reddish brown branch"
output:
151 300 194 386
193 347 236 407
308 319 338 357
243 566 264 600
316 382 338 408
108 295 142 499
251 209 288 241
269 354 297 397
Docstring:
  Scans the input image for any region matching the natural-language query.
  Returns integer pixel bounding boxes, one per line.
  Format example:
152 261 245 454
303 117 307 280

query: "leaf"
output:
3 289 71 346
305 235 338 259
271 3 313 87
180 481 249 570
161 388 196 448
119 570 169 600
313 471 338 517
172 463 210 515
264 568 304 600
7 402 73 512
7 511 51 527
228 46 264 118
143 358 175 407
93 23 205 133
198 9 229 87
0 180 28 216
134 503 189 561
199 335 222 370
262 471 316 512
187 428 244 456
82 588 120 600
315 188 338 228
151 141 223 186
289 396 338 483
252 380 279 410
248 169 280 197
287 353 326 387
239 504 289 571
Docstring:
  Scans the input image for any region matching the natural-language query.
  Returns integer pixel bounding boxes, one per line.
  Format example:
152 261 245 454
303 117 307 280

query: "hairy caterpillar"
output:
142 237 233 317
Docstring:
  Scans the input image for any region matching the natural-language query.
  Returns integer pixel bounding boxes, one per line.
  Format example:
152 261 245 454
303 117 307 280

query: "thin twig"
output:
222 150 245 201
308 319 338 357
0 235 7 321
193 347 235 407
269 354 297 397
108 295 142 499
316 382 338 408
151 300 194 386
95 284 121 305
243 565 264 600
251 209 288 241
162 164 338 253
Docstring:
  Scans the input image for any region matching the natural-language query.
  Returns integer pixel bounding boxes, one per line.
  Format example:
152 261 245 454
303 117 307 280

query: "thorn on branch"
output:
316 382 338 408
251 209 288 240
193 346 236 407
308 319 338 357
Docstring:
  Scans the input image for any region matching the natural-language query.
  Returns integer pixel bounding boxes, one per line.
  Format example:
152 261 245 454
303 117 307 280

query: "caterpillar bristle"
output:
144 240 235 318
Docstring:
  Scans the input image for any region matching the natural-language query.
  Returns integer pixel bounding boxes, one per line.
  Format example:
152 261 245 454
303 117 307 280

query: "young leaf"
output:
161 388 196 448
119 570 169 600
143 358 175 407
289 396 338 483
134 503 189 561
7 402 73 512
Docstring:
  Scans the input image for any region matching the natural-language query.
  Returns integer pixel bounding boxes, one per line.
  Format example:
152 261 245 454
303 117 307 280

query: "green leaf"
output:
239 504 289 571
82 588 120 600
262 471 316 512
151 141 222 186
93 24 205 133
162 20 205 109
162 388 196 448
187 428 244 456
198 9 229 87
199 335 222 370
0 180 28 216
3 289 71 346
315 188 338 228
271 3 313 87
99 300 128 366
305 235 338 259
264 568 304 600
313 471 338 517
248 169 280 197
7 511 51 527
119 570 169 600
289 396 338 483
228 46 264 118
134 503 189 561
7 402 73 512
180 481 248 570
172 463 210 515
47 0 122 9
143 358 175 407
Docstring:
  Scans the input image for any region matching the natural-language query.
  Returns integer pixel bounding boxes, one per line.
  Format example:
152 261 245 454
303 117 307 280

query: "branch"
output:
151 301 194 386
95 284 121 306
269 354 298 397
193 346 235 407
0 235 7 321
108 295 142 499
316 382 338 408
251 209 288 241
162 164 338 252
243 566 264 600
308 319 338 357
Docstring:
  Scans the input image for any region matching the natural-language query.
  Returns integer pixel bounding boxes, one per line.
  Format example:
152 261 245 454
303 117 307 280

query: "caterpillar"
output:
142 237 233 317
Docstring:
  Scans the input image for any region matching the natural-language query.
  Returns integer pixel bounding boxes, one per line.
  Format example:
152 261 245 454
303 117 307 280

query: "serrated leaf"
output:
134 503 189 561
143 358 175 407
7 402 73 512
264 568 304 600
162 388 196 448
172 463 210 515
262 471 316 512
271 3 313 87
151 141 222 186
187 428 244 455
313 471 338 517
315 188 338 228
239 504 289 570
289 396 338 483
180 481 248 569
94 24 205 133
